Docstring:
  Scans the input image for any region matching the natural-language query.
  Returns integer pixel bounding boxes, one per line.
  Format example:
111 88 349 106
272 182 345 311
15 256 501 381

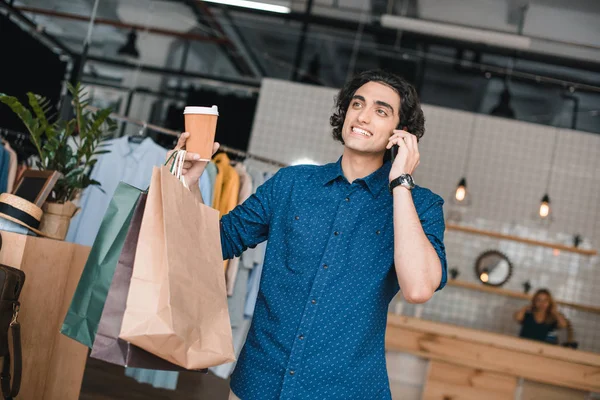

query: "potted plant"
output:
0 83 117 239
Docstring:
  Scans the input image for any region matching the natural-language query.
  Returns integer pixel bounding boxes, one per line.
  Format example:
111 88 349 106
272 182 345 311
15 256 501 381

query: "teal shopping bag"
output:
61 182 143 348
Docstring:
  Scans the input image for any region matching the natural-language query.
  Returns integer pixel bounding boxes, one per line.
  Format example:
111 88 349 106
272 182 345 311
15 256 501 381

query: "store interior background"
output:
1 0 600 398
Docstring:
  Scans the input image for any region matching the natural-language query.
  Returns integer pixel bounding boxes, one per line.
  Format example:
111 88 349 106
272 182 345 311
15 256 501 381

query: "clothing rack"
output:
85 106 289 168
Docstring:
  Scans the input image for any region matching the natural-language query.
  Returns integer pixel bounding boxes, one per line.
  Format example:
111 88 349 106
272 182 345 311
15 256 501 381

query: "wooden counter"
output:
0 231 90 400
385 315 600 399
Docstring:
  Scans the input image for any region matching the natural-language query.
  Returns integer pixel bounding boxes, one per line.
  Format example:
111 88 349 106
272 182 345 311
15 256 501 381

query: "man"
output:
173 70 447 399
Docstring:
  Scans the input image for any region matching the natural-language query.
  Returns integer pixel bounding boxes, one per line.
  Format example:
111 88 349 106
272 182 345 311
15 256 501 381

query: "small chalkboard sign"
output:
12 170 62 207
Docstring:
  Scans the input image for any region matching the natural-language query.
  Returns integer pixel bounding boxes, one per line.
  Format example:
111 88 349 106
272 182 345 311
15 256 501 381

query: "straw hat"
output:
0 193 46 236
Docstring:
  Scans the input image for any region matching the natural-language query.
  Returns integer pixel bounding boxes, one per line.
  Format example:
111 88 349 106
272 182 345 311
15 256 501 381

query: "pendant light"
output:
118 29 140 58
538 128 559 220
453 116 478 205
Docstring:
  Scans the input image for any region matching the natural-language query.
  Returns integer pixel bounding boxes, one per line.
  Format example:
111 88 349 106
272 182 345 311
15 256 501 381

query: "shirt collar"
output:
319 157 391 198
114 136 156 162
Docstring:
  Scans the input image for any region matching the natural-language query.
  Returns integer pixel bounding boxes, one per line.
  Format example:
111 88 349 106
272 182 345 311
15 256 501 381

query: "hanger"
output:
128 122 147 144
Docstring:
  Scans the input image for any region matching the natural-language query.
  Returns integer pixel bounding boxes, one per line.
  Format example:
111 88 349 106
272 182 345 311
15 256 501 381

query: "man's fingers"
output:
212 142 220 156
184 152 202 161
176 132 190 150
392 129 412 138
386 134 407 149
404 134 417 153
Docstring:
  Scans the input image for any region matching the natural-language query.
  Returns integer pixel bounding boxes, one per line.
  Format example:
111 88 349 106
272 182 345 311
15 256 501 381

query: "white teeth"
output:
352 127 372 137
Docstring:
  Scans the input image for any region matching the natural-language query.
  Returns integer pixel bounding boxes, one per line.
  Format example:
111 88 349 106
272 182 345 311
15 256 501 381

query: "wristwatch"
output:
389 174 415 193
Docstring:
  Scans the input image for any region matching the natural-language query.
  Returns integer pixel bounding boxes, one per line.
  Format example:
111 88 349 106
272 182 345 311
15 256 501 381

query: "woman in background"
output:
514 289 569 343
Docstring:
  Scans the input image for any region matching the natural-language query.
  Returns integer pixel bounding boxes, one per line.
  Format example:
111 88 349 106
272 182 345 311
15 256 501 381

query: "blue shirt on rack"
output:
220 157 447 400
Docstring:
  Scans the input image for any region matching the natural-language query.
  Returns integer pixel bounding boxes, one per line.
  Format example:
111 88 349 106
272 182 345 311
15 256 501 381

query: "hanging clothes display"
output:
66 136 168 246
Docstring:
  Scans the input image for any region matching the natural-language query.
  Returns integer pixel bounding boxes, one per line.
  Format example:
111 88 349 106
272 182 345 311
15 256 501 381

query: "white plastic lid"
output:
184 105 219 116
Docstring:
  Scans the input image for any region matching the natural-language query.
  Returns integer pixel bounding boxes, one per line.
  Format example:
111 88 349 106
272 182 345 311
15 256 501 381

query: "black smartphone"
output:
390 126 407 162
390 144 399 162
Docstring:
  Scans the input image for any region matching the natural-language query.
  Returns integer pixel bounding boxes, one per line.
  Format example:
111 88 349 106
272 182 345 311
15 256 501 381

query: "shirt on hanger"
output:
220 157 447 400
205 162 218 206
66 136 168 246
212 153 240 217
199 168 213 208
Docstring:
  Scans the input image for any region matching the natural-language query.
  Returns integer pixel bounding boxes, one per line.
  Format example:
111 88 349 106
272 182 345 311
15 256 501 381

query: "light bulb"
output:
539 202 550 218
539 194 551 218
480 272 489 283
455 177 467 202
455 186 466 201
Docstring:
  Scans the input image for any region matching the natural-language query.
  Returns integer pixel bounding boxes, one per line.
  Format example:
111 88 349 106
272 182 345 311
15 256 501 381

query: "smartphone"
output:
390 144 399 162
390 126 407 162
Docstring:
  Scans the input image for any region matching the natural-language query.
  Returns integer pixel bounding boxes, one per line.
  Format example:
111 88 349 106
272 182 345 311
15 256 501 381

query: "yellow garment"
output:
213 153 240 217
212 152 240 271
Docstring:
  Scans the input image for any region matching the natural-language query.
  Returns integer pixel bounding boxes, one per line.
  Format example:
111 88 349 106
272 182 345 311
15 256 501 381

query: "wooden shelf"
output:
447 279 600 315
446 224 597 256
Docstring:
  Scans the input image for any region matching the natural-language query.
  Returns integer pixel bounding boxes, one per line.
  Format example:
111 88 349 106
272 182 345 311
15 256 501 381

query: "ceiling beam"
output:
14 5 230 43
208 3 600 74
86 54 260 88
186 0 257 76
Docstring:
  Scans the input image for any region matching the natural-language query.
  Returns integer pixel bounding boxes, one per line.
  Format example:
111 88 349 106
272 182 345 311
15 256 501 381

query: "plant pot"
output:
39 201 80 240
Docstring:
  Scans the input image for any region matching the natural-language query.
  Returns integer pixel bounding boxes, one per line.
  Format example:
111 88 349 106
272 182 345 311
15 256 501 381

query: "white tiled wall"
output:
248 78 600 353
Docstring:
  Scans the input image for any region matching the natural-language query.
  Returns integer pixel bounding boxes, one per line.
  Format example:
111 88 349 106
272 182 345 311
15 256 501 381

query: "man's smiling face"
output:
341 81 401 157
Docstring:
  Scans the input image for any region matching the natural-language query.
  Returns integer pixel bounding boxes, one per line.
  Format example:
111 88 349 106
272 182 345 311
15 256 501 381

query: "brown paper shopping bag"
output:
91 193 205 371
119 165 235 370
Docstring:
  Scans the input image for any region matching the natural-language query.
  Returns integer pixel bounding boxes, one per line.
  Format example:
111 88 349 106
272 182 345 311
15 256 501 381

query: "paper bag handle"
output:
164 150 189 189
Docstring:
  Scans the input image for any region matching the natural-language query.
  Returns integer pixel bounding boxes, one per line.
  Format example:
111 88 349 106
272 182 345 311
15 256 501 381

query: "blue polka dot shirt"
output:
220 157 447 400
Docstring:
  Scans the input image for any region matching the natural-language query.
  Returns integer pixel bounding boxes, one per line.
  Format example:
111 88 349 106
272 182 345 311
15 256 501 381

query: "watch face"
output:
401 174 415 189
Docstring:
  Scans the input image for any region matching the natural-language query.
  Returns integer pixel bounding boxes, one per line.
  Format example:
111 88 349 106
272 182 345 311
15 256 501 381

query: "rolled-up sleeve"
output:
419 194 447 291
220 170 282 260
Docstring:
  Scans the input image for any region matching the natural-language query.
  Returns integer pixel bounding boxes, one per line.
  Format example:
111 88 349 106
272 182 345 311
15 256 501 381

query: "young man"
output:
173 70 447 400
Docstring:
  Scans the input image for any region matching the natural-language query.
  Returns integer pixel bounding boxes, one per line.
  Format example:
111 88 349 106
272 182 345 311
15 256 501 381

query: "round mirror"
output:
474 250 513 287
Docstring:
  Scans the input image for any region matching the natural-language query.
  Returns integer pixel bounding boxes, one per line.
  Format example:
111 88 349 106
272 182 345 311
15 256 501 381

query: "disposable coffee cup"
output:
183 105 219 160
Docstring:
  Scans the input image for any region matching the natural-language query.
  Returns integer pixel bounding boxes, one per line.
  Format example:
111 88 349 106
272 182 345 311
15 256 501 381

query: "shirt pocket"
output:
283 206 328 274
348 213 394 277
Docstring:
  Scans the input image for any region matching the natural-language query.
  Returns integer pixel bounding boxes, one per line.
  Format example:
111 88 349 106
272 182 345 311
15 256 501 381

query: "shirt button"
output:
299 335 304 340
334 231 339 236
376 230 381 235
295 216 300 220
289 370 295 376
323 264 328 270
345 197 350 202
311 299 317 304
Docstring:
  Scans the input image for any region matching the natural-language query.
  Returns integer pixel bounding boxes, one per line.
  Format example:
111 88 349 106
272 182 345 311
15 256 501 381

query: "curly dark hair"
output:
330 70 425 143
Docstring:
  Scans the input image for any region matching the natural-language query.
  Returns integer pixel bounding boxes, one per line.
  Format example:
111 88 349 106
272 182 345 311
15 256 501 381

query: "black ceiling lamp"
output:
490 83 516 119
118 29 140 58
